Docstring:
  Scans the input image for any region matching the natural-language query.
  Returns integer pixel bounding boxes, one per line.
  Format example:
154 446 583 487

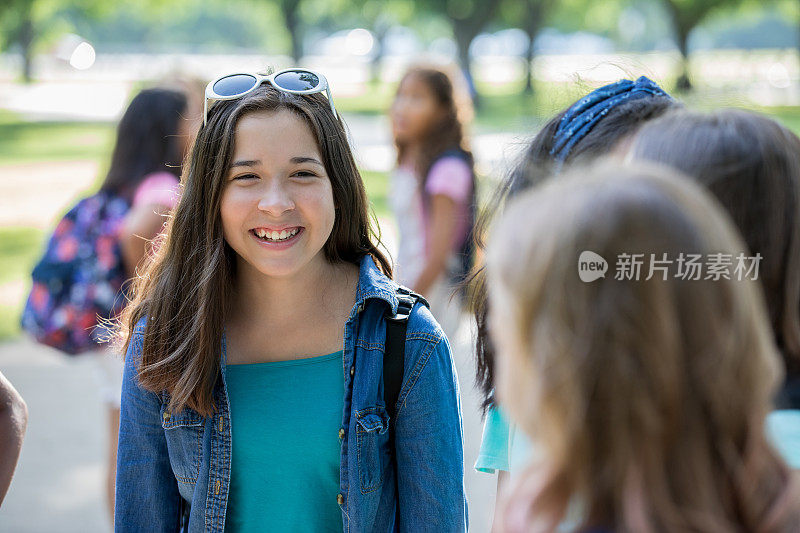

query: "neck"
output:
229 256 353 327
402 142 422 166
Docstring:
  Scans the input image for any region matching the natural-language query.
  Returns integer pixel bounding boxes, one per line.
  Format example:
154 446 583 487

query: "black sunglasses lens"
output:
213 74 258 97
273 70 320 92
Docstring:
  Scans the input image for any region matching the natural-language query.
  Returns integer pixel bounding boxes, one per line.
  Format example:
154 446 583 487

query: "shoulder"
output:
124 316 149 367
405 297 445 346
132 172 181 209
428 154 472 178
425 155 473 199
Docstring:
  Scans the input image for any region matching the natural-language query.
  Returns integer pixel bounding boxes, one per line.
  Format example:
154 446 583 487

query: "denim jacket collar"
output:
353 254 399 316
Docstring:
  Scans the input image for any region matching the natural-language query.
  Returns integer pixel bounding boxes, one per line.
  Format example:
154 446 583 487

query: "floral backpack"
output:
21 192 130 355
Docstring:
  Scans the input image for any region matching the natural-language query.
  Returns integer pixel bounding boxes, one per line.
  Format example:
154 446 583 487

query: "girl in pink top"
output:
390 65 476 340
97 87 198 523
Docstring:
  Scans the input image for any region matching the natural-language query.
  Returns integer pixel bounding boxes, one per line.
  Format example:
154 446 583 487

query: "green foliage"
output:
0 227 44 286
0 111 114 165
0 226 43 341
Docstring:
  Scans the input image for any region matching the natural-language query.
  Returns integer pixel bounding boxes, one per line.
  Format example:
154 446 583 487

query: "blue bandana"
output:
550 76 671 164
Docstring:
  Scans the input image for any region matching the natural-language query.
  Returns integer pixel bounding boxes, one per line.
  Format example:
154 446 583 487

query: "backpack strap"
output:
383 286 419 424
383 286 424 514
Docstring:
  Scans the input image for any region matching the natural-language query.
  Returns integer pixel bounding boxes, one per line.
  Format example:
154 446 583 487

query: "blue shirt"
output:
224 351 344 532
474 405 534 476
766 410 800 469
115 255 468 533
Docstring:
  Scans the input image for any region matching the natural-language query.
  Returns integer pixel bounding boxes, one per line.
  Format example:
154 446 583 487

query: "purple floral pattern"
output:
21 193 130 355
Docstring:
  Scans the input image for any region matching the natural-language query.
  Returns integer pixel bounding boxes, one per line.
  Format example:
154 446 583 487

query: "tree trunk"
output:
448 0 502 109
453 22 480 108
675 23 692 92
19 9 34 83
281 0 303 63
523 1 544 95
370 25 388 85
664 0 693 92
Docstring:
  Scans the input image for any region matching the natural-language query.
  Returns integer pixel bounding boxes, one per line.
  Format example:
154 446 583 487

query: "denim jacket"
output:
115 255 468 532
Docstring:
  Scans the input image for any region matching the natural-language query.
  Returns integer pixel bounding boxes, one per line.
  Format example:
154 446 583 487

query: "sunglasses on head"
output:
203 68 337 126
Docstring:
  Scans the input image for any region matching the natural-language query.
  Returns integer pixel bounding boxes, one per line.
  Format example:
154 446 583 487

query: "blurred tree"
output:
0 0 34 81
659 0 745 90
359 0 415 83
0 0 110 82
499 0 556 95
421 0 503 105
278 0 303 62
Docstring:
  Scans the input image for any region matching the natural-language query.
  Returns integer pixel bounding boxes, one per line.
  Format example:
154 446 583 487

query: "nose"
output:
257 179 295 216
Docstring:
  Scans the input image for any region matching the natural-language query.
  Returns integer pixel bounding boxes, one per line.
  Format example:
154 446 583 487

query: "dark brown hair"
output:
471 94 679 412
100 88 187 203
631 109 800 403
119 83 391 416
394 65 474 183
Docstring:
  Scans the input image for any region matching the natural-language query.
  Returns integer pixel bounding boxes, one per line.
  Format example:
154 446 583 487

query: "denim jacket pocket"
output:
159 402 205 486
355 406 392 494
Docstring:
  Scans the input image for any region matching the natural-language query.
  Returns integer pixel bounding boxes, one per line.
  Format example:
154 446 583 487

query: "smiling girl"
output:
114 70 467 532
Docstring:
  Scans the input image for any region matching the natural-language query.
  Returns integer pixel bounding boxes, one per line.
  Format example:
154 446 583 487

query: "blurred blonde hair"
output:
487 162 799 532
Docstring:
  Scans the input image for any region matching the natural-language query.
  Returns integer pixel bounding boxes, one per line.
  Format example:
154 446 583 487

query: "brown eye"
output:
291 170 317 178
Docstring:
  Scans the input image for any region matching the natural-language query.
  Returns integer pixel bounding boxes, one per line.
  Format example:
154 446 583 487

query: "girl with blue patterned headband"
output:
465 76 678 528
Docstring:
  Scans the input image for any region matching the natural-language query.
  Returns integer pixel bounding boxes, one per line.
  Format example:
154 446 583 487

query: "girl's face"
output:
220 109 335 279
391 74 442 145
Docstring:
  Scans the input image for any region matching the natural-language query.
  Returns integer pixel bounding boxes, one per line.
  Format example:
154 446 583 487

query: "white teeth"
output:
254 228 299 242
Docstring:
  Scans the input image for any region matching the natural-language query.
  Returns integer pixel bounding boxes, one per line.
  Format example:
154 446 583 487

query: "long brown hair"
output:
631 109 800 392
488 162 799 532
118 83 391 416
393 65 474 181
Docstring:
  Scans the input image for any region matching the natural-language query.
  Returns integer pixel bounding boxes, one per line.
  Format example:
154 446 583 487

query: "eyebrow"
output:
230 159 260 169
290 156 323 166
228 156 323 169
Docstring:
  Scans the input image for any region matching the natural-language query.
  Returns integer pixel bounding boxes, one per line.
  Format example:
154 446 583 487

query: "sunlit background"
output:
2 0 800 531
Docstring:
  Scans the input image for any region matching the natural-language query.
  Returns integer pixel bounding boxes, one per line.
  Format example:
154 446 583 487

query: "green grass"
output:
0 227 44 286
361 169 389 218
758 106 800 137
0 304 23 341
0 226 45 341
0 110 114 165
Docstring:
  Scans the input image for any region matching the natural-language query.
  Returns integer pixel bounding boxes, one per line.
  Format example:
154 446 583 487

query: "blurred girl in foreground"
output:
486 162 800 532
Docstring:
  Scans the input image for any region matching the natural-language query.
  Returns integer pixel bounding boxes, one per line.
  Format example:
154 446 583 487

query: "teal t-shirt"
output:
224 350 345 533
767 409 800 469
474 405 535 476
477 407 800 476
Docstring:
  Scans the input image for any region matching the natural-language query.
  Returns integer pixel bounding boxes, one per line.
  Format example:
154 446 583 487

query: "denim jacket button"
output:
337 493 345 505
356 304 364 313
349 366 354 377
338 428 345 439
162 411 170 422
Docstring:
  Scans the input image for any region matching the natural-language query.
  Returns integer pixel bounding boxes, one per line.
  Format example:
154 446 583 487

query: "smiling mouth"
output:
250 227 302 243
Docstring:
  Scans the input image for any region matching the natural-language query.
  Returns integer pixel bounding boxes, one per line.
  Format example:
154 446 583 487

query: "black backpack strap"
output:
383 286 424 519
383 287 418 424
